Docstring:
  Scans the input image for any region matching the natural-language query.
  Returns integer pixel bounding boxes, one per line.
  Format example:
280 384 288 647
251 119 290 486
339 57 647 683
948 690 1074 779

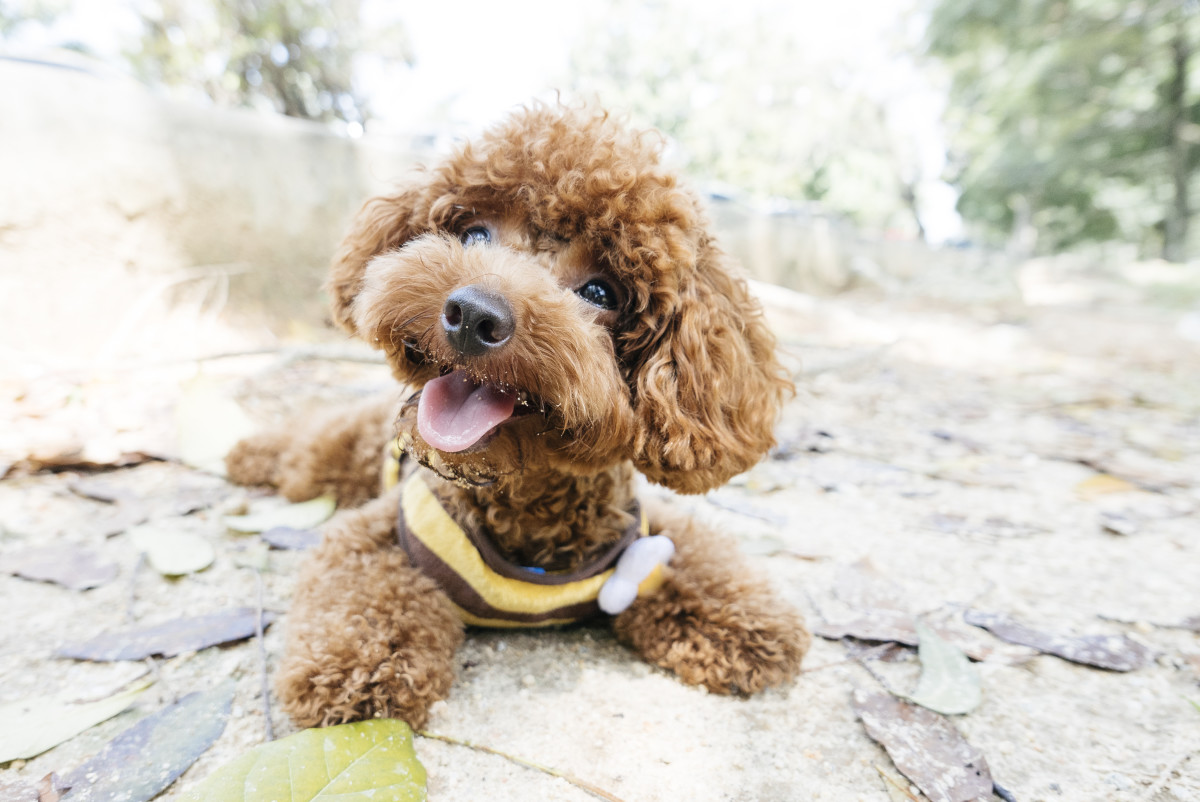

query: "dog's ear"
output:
326 185 428 335
631 239 792 494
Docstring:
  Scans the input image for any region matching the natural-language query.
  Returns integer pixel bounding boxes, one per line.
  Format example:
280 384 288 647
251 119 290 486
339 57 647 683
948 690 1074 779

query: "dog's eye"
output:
576 278 619 310
461 226 491 247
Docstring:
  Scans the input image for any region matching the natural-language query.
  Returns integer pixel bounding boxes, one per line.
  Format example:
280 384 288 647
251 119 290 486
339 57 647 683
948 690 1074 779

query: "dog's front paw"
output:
615 578 810 695
276 637 454 730
225 431 288 487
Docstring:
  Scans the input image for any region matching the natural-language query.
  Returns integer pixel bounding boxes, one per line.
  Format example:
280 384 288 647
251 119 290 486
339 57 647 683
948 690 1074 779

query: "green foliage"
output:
0 0 64 39
566 0 925 234
128 0 411 124
927 0 1200 257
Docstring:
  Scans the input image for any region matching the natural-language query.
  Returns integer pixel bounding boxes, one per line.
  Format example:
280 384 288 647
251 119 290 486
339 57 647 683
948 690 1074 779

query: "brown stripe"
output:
462 500 643 586
397 501 601 625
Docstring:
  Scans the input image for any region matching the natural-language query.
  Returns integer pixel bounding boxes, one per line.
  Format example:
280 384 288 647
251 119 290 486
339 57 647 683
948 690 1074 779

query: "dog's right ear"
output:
326 185 428 335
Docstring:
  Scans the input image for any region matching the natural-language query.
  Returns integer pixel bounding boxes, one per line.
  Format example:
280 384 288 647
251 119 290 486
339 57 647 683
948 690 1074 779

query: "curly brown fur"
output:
231 103 807 729
274 489 464 729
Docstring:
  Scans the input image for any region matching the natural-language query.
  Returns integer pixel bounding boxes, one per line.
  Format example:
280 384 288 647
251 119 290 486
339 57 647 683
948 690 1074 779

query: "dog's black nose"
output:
441 285 515 356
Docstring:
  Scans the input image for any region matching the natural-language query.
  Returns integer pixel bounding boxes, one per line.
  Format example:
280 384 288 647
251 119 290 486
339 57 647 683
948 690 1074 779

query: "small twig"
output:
125 553 144 623
875 765 922 801
418 730 627 802
254 569 275 742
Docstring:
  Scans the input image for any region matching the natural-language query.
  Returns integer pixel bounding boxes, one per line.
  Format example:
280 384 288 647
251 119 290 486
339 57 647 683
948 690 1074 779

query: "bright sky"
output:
7 0 961 240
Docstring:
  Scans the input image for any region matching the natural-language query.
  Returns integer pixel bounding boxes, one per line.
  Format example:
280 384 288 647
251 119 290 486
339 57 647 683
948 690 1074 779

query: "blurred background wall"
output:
3 0 1198 372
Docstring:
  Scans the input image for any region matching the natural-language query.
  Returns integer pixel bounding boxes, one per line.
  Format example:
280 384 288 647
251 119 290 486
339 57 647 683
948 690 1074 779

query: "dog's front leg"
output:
613 498 810 695
275 488 464 730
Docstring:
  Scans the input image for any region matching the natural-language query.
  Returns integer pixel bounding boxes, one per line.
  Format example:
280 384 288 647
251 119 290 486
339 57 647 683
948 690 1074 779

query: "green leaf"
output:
180 719 426 802
224 494 336 534
128 525 215 576
905 620 982 715
0 682 150 763
177 377 256 476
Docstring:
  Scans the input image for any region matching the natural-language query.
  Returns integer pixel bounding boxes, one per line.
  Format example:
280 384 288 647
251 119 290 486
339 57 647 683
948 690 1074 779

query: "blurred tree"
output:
928 0 1199 260
128 0 411 126
567 1 928 236
0 0 65 39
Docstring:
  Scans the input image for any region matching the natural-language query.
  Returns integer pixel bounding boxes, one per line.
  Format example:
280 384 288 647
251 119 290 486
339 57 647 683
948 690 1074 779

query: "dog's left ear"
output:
631 238 792 494
326 184 428 336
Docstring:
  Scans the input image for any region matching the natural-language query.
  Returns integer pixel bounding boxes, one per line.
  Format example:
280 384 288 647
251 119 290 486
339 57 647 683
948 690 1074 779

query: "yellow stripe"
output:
383 439 401 491
636 563 666 596
451 603 578 628
403 475 614 616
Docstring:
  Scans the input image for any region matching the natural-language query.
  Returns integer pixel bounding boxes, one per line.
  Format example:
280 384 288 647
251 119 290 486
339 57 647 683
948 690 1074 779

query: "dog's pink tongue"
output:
418 370 517 453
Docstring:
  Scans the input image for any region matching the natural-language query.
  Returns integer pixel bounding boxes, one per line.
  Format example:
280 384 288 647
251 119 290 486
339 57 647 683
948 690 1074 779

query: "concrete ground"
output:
1 268 1199 801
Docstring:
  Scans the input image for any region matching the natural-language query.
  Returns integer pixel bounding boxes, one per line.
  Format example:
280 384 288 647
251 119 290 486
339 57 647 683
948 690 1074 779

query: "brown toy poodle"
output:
227 103 810 729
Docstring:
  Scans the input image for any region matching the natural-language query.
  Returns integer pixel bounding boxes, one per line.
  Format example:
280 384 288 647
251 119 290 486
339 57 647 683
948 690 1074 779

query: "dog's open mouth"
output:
416 369 537 453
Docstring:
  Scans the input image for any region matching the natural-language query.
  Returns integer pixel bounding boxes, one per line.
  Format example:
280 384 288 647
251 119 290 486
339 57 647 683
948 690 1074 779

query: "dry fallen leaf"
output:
906 621 982 716
964 610 1154 671
127 525 215 576
0 683 150 763
37 774 66 802
60 681 234 802
853 689 993 802
0 777 37 802
260 526 321 550
58 608 275 662
176 377 256 476
815 610 919 646
0 546 119 591
1075 474 1136 499
224 494 336 534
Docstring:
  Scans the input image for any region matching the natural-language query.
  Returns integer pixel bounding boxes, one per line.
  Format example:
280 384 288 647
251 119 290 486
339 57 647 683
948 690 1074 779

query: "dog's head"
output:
332 104 790 493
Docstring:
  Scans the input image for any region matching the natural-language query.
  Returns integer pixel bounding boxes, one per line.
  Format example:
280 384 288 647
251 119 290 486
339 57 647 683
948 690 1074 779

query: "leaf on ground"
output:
58 608 275 662
0 776 37 802
38 773 67 802
86 503 150 540
127 525 215 576
60 681 234 802
0 546 119 591
853 690 993 802
19 448 161 474
176 377 257 476
1075 474 1136 499
817 609 1036 664
68 479 134 504
964 610 1154 671
906 621 982 715
179 719 426 802
0 683 149 763
260 526 322 550
815 610 919 646
224 494 336 534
